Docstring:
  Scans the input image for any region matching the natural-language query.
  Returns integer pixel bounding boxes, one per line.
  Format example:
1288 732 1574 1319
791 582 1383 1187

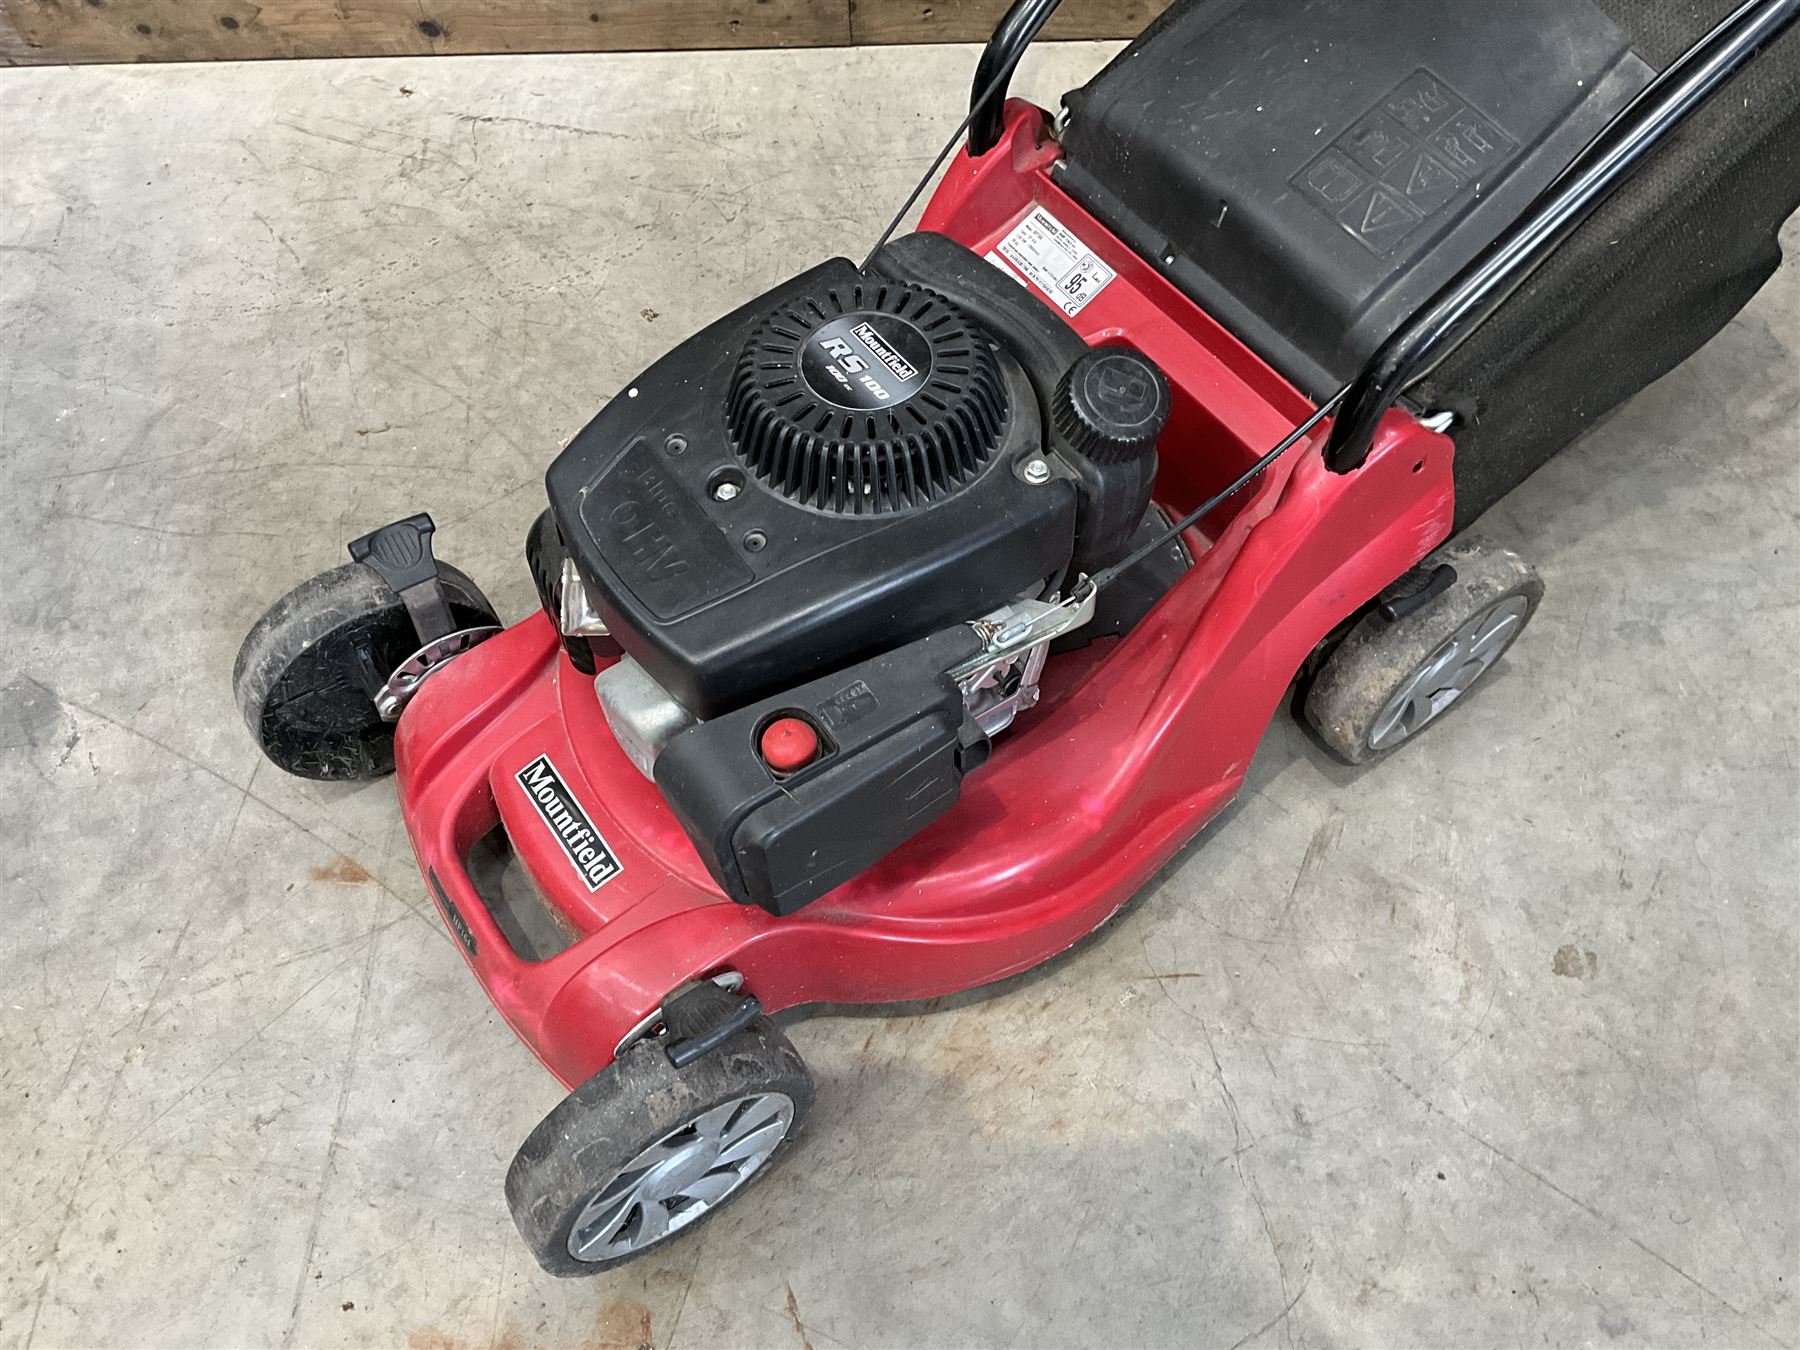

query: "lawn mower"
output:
234 0 1800 1275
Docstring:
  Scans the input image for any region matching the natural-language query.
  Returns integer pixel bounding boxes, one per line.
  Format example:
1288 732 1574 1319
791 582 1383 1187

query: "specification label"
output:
988 205 1116 317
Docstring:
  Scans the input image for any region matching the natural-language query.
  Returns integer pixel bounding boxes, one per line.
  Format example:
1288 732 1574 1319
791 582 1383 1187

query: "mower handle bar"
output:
968 0 1066 158
1323 0 1800 472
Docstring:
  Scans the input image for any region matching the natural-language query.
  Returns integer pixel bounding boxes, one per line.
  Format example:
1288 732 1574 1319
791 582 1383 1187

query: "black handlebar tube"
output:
1324 0 1800 473
968 0 1067 158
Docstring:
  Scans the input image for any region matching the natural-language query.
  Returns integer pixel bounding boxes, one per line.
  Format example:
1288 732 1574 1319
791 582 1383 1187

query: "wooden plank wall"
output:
0 1 1169 66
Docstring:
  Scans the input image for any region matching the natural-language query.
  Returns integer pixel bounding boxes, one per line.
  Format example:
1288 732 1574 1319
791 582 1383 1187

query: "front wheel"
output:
1305 536 1543 765
232 561 498 781
505 1018 813 1276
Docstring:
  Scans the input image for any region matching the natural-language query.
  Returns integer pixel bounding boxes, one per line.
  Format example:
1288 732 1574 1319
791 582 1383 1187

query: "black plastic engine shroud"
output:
547 258 1079 720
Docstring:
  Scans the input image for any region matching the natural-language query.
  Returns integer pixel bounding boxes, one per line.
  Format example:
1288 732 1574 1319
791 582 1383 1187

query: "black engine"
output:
542 233 1174 913
548 235 1169 720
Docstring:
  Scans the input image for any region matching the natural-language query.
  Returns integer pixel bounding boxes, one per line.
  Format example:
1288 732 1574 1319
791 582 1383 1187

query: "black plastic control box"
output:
655 625 989 915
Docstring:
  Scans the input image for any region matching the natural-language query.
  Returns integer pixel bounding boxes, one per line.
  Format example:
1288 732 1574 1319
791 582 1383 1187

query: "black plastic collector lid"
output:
1056 0 1655 398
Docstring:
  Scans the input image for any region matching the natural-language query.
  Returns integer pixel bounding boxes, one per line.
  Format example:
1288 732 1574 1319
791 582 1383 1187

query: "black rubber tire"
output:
232 561 499 781
526 509 598 676
1304 536 1543 766
506 1020 813 1277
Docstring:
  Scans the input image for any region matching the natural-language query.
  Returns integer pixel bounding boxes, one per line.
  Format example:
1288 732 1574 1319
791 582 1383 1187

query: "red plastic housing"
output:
394 102 1455 1090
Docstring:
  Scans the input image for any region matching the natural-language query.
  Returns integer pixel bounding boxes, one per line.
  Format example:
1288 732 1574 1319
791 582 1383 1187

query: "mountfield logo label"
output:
852 320 921 383
515 755 622 891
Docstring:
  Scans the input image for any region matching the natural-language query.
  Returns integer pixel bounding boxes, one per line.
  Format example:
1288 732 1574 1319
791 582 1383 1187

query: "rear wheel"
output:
1305 537 1542 765
506 1018 813 1276
232 562 498 780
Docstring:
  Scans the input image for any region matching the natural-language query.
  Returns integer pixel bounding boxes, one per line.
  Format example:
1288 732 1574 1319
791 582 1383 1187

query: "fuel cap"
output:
1054 348 1171 465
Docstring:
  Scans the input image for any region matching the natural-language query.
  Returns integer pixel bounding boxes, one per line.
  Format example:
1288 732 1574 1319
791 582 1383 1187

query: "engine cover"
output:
547 258 1078 719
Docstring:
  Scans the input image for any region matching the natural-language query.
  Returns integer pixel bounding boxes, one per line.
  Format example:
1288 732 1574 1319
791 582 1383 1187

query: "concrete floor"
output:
1 39 1796 1350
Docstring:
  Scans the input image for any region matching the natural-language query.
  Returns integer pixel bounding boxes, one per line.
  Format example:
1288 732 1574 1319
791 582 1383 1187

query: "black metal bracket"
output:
1378 563 1457 623
968 0 1066 158
661 979 764 1070
1324 0 1800 474
348 513 457 645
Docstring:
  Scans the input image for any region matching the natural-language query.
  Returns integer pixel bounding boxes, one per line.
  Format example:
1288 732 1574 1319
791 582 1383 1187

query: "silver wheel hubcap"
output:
1368 595 1528 751
567 1092 794 1262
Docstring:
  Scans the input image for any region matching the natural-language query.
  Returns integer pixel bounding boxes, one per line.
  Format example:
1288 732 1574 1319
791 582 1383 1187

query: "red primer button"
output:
760 717 820 773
